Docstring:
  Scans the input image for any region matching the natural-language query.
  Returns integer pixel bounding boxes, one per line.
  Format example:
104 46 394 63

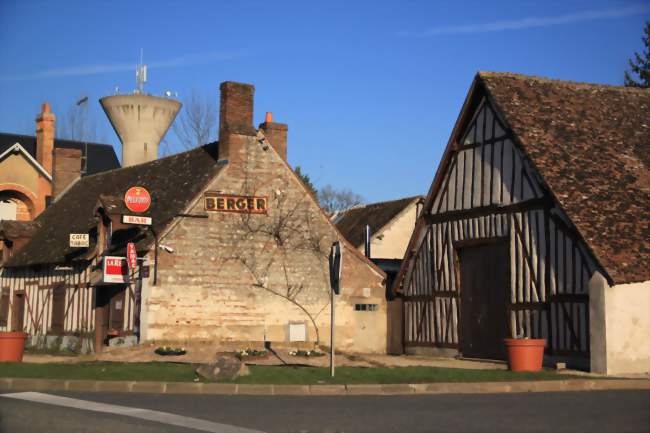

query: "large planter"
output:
504 338 546 372
0 332 28 362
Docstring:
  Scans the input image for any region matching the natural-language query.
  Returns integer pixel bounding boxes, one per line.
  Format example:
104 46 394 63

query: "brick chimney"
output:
52 148 82 197
35 103 55 175
259 112 288 161
218 81 257 163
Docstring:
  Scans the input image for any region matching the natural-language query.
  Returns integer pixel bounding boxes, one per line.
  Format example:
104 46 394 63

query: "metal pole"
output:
330 285 335 377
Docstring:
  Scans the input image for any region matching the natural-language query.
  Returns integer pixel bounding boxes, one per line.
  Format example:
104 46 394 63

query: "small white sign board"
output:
69 233 89 248
289 323 307 342
122 215 152 226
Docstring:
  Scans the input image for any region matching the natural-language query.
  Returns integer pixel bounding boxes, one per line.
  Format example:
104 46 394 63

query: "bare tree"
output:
217 171 333 345
318 185 364 214
57 96 98 142
172 91 217 149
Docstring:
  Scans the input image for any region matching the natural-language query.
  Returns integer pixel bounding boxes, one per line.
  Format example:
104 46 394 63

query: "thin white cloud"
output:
0 51 241 81
400 4 650 37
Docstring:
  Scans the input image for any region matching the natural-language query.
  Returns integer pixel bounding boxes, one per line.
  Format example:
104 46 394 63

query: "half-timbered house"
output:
394 73 649 374
0 81 388 354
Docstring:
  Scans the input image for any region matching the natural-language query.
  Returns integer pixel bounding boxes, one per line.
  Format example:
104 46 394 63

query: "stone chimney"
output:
218 81 257 163
52 148 82 197
35 103 55 175
259 112 288 161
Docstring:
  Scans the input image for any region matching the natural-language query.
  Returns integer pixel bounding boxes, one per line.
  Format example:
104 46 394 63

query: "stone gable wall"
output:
141 133 387 353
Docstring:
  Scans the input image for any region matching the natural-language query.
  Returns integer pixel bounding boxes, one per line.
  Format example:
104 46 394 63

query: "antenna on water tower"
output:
136 48 147 94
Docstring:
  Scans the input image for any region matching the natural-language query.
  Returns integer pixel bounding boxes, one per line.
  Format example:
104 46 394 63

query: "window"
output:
355 303 378 312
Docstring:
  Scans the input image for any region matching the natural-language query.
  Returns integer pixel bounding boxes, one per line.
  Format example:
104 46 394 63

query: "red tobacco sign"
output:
124 186 151 213
127 242 137 270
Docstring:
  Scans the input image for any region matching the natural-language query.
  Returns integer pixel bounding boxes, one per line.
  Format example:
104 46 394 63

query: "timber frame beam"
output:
424 196 552 225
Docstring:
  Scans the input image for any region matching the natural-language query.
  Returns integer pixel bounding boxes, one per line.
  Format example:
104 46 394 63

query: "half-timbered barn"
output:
394 73 649 374
0 81 388 354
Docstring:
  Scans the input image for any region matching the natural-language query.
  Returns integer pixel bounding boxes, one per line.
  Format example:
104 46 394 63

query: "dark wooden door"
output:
109 288 126 331
94 286 126 351
458 241 509 360
11 292 25 332
51 286 66 335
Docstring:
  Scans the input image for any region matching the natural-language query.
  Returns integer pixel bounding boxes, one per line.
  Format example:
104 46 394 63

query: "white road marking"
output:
0 392 266 433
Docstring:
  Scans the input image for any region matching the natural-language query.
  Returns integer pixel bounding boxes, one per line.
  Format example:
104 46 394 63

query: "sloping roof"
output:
5 142 223 267
334 196 421 248
478 72 649 284
0 132 120 175
0 220 41 240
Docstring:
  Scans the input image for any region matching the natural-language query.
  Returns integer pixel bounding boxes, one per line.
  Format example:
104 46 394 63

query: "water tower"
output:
100 62 181 167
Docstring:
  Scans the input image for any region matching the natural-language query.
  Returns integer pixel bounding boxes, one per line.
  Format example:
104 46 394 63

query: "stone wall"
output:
590 272 650 375
141 131 387 353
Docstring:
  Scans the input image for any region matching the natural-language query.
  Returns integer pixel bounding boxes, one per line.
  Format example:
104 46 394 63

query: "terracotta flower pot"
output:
0 332 28 362
504 338 546 372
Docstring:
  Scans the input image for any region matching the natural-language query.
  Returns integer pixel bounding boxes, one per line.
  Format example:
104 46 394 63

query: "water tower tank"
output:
100 94 181 167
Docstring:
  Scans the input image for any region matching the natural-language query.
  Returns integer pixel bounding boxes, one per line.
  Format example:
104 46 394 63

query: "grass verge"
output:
0 362 588 384
0 362 199 382
229 365 585 384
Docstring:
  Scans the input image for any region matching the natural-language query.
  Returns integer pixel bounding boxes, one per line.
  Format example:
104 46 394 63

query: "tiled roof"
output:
0 132 120 175
479 72 650 284
5 142 223 267
334 196 421 248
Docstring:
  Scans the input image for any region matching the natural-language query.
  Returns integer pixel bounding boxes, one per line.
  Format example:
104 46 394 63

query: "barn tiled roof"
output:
0 132 120 175
5 142 223 267
479 72 650 284
334 196 421 248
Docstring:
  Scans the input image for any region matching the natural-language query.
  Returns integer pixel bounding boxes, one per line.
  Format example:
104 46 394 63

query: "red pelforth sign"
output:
103 256 129 284
204 193 267 214
124 186 151 213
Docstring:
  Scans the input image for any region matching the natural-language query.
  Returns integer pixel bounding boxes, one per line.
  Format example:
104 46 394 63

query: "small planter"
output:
235 348 268 361
504 338 546 372
0 332 28 362
154 346 187 356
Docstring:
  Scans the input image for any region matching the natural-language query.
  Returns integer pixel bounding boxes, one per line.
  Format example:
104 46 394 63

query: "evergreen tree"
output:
294 166 318 198
624 22 650 88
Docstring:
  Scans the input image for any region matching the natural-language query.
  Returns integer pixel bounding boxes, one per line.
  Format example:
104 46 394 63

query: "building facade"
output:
0 82 388 354
395 73 649 374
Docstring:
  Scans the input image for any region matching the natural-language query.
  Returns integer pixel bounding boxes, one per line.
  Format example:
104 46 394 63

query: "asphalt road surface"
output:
0 390 648 433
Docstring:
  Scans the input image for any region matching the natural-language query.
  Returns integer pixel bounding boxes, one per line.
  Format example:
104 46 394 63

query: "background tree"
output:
318 185 364 214
294 166 318 198
624 21 649 88
57 95 99 142
172 91 217 149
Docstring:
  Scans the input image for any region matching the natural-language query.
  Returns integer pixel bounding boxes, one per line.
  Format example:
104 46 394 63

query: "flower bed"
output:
289 349 325 357
235 348 268 361
154 346 187 356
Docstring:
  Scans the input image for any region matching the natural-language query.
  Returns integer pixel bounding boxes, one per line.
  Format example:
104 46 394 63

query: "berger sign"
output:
103 256 129 284
204 193 267 214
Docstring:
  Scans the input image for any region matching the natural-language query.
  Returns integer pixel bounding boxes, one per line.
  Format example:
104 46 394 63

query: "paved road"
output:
1 390 648 433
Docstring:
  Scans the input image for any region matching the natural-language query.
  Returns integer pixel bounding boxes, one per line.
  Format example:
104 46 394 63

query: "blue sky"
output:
0 0 647 203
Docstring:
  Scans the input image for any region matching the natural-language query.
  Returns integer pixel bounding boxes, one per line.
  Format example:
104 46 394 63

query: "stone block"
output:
60 336 80 353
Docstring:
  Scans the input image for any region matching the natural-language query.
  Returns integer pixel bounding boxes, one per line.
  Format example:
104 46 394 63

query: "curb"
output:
1 378 649 396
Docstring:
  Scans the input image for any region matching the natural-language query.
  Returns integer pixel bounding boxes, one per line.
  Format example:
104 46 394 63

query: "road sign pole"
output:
330 283 335 378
